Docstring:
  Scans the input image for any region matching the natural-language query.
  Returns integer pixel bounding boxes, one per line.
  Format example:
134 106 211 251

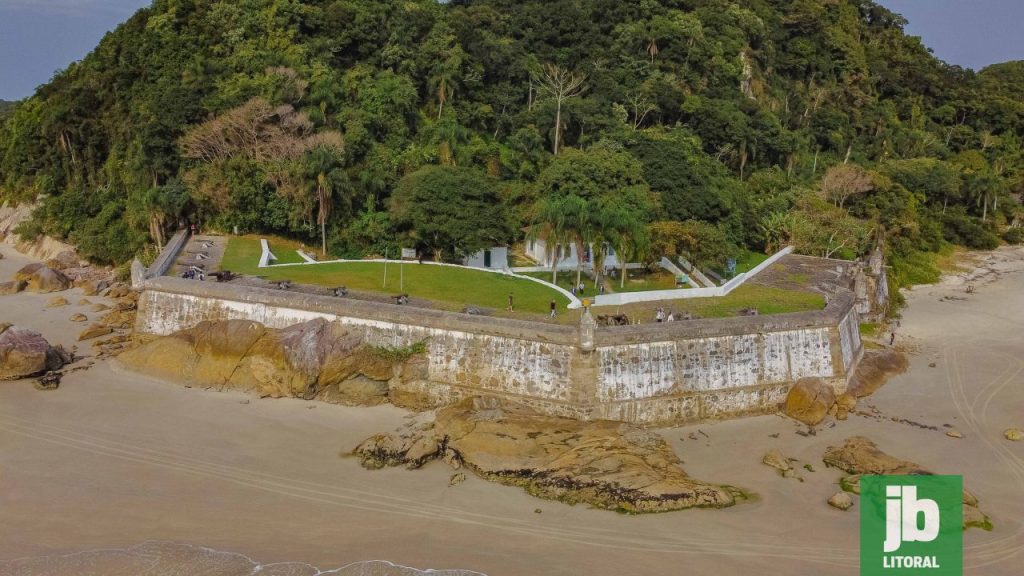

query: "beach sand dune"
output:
1 243 1022 575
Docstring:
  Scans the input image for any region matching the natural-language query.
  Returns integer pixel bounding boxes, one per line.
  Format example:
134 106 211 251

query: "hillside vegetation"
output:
0 0 1021 305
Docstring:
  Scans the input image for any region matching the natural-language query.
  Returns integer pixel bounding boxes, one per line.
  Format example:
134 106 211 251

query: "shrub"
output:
940 209 1000 249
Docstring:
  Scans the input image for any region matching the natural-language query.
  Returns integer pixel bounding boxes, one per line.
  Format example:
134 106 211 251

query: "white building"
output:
523 238 622 271
463 246 509 270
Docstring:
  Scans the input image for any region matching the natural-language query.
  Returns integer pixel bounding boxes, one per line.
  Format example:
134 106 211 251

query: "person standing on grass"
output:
507 293 514 312
549 300 557 318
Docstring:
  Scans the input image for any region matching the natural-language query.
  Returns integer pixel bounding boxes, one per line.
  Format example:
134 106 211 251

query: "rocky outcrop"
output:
0 325 69 380
118 318 412 405
783 377 836 426
824 436 990 530
0 202 79 262
823 436 930 475
78 324 113 341
0 280 25 295
354 397 741 513
77 279 111 296
846 349 909 398
43 251 79 271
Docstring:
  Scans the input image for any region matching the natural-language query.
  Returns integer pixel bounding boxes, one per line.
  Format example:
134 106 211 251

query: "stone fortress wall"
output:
134 274 864 425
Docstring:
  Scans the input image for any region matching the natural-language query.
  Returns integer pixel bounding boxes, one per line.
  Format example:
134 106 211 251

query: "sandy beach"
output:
0 243 1022 575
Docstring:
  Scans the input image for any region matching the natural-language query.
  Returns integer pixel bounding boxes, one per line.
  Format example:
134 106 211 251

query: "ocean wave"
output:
0 541 487 576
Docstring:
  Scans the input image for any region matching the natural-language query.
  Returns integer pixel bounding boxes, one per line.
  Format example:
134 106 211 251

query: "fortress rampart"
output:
134 276 863 425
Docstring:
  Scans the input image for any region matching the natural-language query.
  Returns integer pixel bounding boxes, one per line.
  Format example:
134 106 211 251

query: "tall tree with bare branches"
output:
533 64 587 155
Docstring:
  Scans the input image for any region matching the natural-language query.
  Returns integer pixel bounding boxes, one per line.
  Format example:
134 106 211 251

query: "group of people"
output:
180 266 205 281
654 307 677 323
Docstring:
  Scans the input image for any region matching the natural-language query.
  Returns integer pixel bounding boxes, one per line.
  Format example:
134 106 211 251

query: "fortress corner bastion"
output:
133 276 863 426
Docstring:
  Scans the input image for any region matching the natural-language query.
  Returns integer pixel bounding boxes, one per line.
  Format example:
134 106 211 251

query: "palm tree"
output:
533 194 587 285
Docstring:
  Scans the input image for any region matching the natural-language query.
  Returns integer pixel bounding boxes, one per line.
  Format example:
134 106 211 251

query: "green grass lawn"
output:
270 242 308 264
221 235 308 270
523 271 597 296
613 269 682 293
716 249 771 278
594 284 825 320
219 236 820 320
256 261 569 314
221 237 567 314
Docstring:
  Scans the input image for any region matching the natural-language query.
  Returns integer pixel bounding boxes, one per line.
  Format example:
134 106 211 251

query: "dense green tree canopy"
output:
391 165 512 260
0 0 1018 299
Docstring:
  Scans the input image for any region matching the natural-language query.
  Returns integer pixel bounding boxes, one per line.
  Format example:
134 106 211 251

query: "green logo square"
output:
860 475 963 575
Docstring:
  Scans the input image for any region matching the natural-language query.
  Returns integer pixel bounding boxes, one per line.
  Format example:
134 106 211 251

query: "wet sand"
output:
0 243 1022 575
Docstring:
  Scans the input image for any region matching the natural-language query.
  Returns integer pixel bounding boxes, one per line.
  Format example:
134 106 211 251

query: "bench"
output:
392 293 410 305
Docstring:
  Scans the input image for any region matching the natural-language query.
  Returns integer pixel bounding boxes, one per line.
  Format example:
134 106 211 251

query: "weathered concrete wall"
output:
145 229 189 279
134 277 862 425
583 291 861 423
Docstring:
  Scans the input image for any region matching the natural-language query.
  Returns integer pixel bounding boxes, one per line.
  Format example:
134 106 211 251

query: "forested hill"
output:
0 0 1021 296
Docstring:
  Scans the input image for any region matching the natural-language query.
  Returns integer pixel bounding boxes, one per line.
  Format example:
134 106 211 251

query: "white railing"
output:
257 239 276 268
591 247 794 306
677 255 716 288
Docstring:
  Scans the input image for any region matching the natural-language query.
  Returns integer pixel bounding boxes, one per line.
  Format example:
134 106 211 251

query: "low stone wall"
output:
134 277 862 425
145 229 189 279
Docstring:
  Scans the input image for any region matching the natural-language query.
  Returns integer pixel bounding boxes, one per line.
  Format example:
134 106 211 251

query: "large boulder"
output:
354 397 740 513
0 325 67 380
14 263 71 293
783 377 836 426
13 263 43 281
118 318 404 405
